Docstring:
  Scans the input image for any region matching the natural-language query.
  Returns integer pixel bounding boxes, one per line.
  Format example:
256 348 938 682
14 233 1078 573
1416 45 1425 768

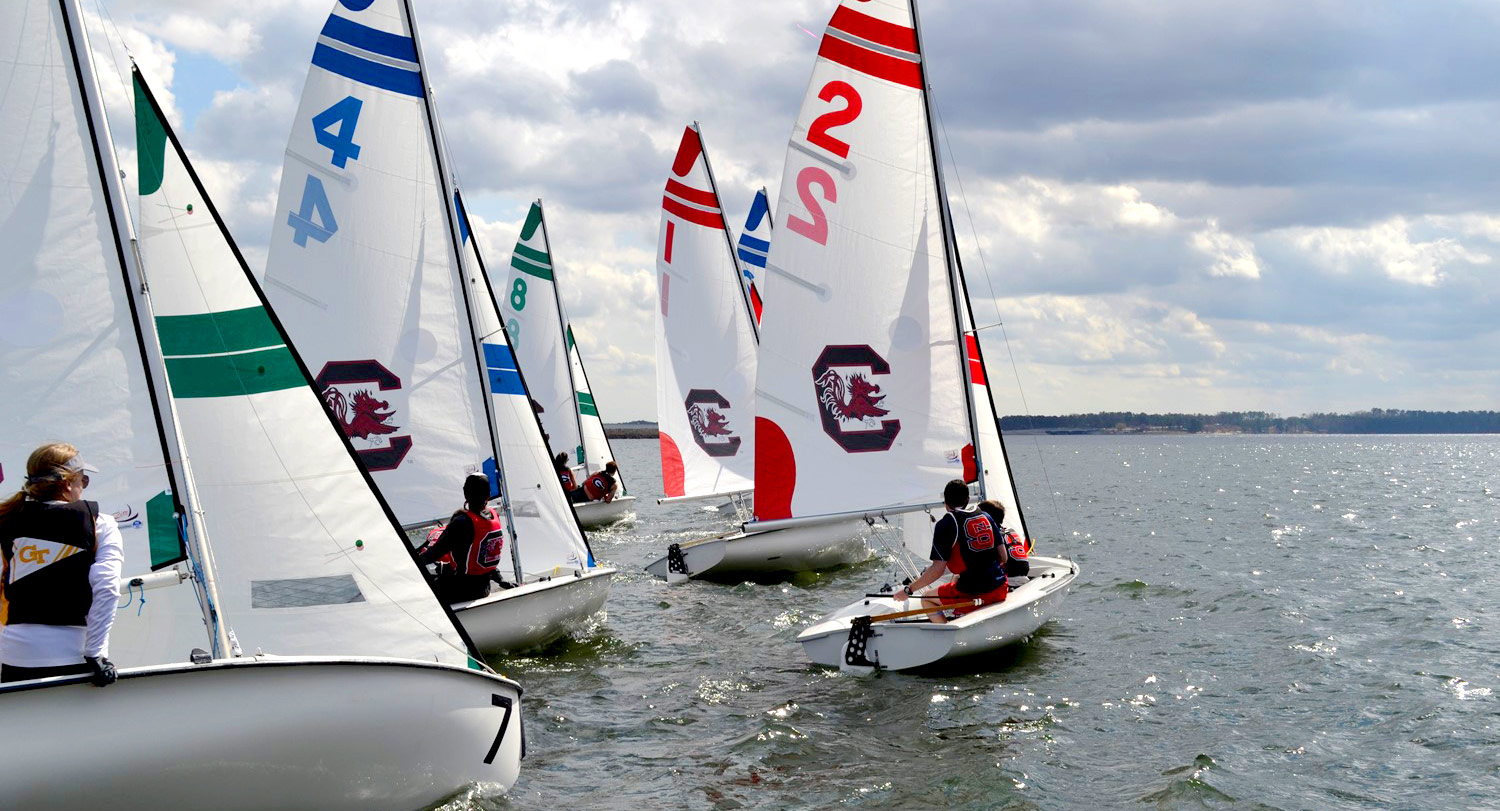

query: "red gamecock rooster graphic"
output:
816 369 891 422
688 405 733 439
324 387 400 440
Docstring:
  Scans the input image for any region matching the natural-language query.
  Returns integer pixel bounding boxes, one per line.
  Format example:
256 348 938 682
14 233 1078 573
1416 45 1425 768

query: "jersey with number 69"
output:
929 507 1007 594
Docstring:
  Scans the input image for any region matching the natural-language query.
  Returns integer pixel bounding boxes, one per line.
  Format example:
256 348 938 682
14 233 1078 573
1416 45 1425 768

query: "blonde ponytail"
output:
0 443 85 525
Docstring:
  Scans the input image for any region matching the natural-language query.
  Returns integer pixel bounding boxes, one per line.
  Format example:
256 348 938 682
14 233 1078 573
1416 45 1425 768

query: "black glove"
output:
84 656 117 687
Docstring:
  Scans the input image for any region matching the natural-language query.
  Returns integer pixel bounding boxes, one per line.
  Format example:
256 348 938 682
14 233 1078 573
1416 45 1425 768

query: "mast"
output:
909 0 986 501
695 122 761 345
402 0 522 583
566 324 626 493
57 0 231 656
534 200 589 468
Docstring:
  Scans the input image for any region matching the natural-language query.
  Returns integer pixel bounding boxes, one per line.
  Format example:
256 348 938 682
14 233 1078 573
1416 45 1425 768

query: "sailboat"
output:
743 0 1078 671
0 1 522 804
260 0 613 653
495 200 637 528
645 124 868 583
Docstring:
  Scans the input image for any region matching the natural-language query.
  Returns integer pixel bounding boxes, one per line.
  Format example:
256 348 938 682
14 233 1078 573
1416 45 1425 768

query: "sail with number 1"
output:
495 200 636 528
756 0 1077 671
0 0 522 803
262 0 612 652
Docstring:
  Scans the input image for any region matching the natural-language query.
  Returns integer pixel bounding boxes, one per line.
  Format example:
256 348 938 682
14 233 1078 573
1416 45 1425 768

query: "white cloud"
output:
1287 216 1491 286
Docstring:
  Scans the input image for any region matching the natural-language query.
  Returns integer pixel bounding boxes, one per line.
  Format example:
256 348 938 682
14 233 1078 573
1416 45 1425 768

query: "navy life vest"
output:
943 507 1006 594
1 500 98 627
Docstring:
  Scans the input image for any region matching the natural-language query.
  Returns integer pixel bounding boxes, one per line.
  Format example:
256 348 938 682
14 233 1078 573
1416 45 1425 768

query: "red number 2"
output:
786 166 836 245
806 80 862 159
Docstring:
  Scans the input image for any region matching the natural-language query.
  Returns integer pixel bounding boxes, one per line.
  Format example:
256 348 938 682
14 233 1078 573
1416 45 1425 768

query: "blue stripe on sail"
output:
455 191 470 244
311 44 424 98
320 15 419 62
737 247 768 268
738 234 770 253
482 343 525 395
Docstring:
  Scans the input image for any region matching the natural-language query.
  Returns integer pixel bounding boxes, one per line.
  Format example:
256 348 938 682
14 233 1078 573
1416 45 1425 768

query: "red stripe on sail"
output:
660 271 670 315
665 178 719 208
671 126 703 177
749 283 763 325
754 417 796 520
817 34 922 89
663 222 675 265
828 6 918 54
660 432 686 497
966 334 986 385
663 195 725 229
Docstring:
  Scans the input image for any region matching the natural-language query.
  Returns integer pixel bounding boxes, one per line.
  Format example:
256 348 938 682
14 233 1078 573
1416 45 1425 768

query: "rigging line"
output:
867 517 920 583
929 89 1065 536
91 0 134 116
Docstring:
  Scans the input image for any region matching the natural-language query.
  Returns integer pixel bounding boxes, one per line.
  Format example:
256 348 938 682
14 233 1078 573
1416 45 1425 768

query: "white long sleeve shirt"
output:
0 511 122 667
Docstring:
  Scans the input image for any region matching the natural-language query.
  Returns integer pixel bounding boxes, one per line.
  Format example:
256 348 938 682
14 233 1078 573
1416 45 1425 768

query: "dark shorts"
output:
935 581 1008 616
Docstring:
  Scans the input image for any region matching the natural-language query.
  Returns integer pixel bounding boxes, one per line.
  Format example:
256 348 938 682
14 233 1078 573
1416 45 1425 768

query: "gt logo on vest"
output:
812 344 900 453
17 545 49 564
684 389 740 458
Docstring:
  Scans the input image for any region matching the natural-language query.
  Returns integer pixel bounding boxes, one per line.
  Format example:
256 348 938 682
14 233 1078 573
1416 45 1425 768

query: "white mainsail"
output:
261 0 494 527
0 0 218 668
735 187 772 327
752 0 972 523
456 193 594 577
134 69 472 663
654 124 758 500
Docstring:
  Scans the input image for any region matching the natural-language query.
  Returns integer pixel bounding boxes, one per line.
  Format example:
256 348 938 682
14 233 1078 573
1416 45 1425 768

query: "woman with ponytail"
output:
0 443 121 685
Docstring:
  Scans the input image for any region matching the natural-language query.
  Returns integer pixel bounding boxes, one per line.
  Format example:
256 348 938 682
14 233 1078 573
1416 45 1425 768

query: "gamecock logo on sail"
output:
315 360 413 471
812 345 901 453
684 389 740 457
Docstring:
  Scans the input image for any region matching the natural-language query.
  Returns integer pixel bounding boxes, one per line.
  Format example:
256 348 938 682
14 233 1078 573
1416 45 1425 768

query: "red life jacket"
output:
558 469 577 492
582 473 612 501
1002 528 1028 561
460 509 506 576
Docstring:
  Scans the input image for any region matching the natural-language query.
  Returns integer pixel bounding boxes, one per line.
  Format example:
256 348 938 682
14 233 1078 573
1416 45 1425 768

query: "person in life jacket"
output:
977 500 1030 579
892 479 1010 623
572 461 620 504
0 443 120 686
554 452 577 494
416 473 510 604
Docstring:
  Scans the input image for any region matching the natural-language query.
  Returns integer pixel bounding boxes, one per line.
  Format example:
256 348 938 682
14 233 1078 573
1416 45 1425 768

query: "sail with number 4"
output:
655 124 758 501
752 0 979 525
735 188 772 327
262 0 496 529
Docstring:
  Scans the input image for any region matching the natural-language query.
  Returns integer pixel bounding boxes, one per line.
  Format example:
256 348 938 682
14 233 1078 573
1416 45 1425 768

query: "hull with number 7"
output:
0 658 523 809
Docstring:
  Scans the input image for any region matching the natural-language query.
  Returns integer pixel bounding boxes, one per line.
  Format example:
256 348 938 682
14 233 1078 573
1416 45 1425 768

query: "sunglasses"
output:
79 473 90 489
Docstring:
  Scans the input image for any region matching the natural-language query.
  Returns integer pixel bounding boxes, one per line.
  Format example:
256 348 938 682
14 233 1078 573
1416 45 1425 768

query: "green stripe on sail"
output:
156 307 284 356
163 346 303 398
519 201 544 241
146 491 184 568
577 391 599 417
566 325 576 351
510 254 554 280
513 243 551 267
134 75 168 196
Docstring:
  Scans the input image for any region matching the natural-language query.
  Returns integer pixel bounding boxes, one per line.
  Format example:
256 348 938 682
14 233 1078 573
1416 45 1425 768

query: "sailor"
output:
554 452 577 494
892 479 1009 623
0 443 120 685
417 473 509 604
573 462 619 504
976 500 1030 579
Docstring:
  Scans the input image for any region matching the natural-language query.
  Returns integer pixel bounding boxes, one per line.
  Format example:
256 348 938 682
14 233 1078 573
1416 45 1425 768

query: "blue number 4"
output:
312 96 363 169
288 175 338 247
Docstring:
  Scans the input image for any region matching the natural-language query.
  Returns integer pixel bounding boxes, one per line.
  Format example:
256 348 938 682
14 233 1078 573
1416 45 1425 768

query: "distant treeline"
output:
997 409 1500 434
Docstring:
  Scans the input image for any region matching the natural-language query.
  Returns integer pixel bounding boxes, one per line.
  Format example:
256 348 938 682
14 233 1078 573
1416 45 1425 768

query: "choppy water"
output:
448 435 1500 810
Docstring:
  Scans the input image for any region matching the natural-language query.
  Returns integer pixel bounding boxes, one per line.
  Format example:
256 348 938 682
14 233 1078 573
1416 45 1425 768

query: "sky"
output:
81 0 1500 421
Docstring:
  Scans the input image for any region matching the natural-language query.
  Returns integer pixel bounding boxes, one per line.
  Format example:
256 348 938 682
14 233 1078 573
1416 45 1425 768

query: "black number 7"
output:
484 694 514 765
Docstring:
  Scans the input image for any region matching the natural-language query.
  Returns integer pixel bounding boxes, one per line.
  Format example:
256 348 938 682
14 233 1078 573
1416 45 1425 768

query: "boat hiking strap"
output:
666 543 689 576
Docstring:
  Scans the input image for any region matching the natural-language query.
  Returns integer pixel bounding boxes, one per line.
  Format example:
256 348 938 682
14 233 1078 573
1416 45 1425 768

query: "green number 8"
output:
510 277 528 310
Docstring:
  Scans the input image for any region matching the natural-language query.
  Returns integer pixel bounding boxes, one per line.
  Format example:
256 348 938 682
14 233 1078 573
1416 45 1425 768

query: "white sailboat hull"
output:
455 567 614 652
0 657 523 809
573 495 637 529
797 556 1078 671
644 520 869 581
